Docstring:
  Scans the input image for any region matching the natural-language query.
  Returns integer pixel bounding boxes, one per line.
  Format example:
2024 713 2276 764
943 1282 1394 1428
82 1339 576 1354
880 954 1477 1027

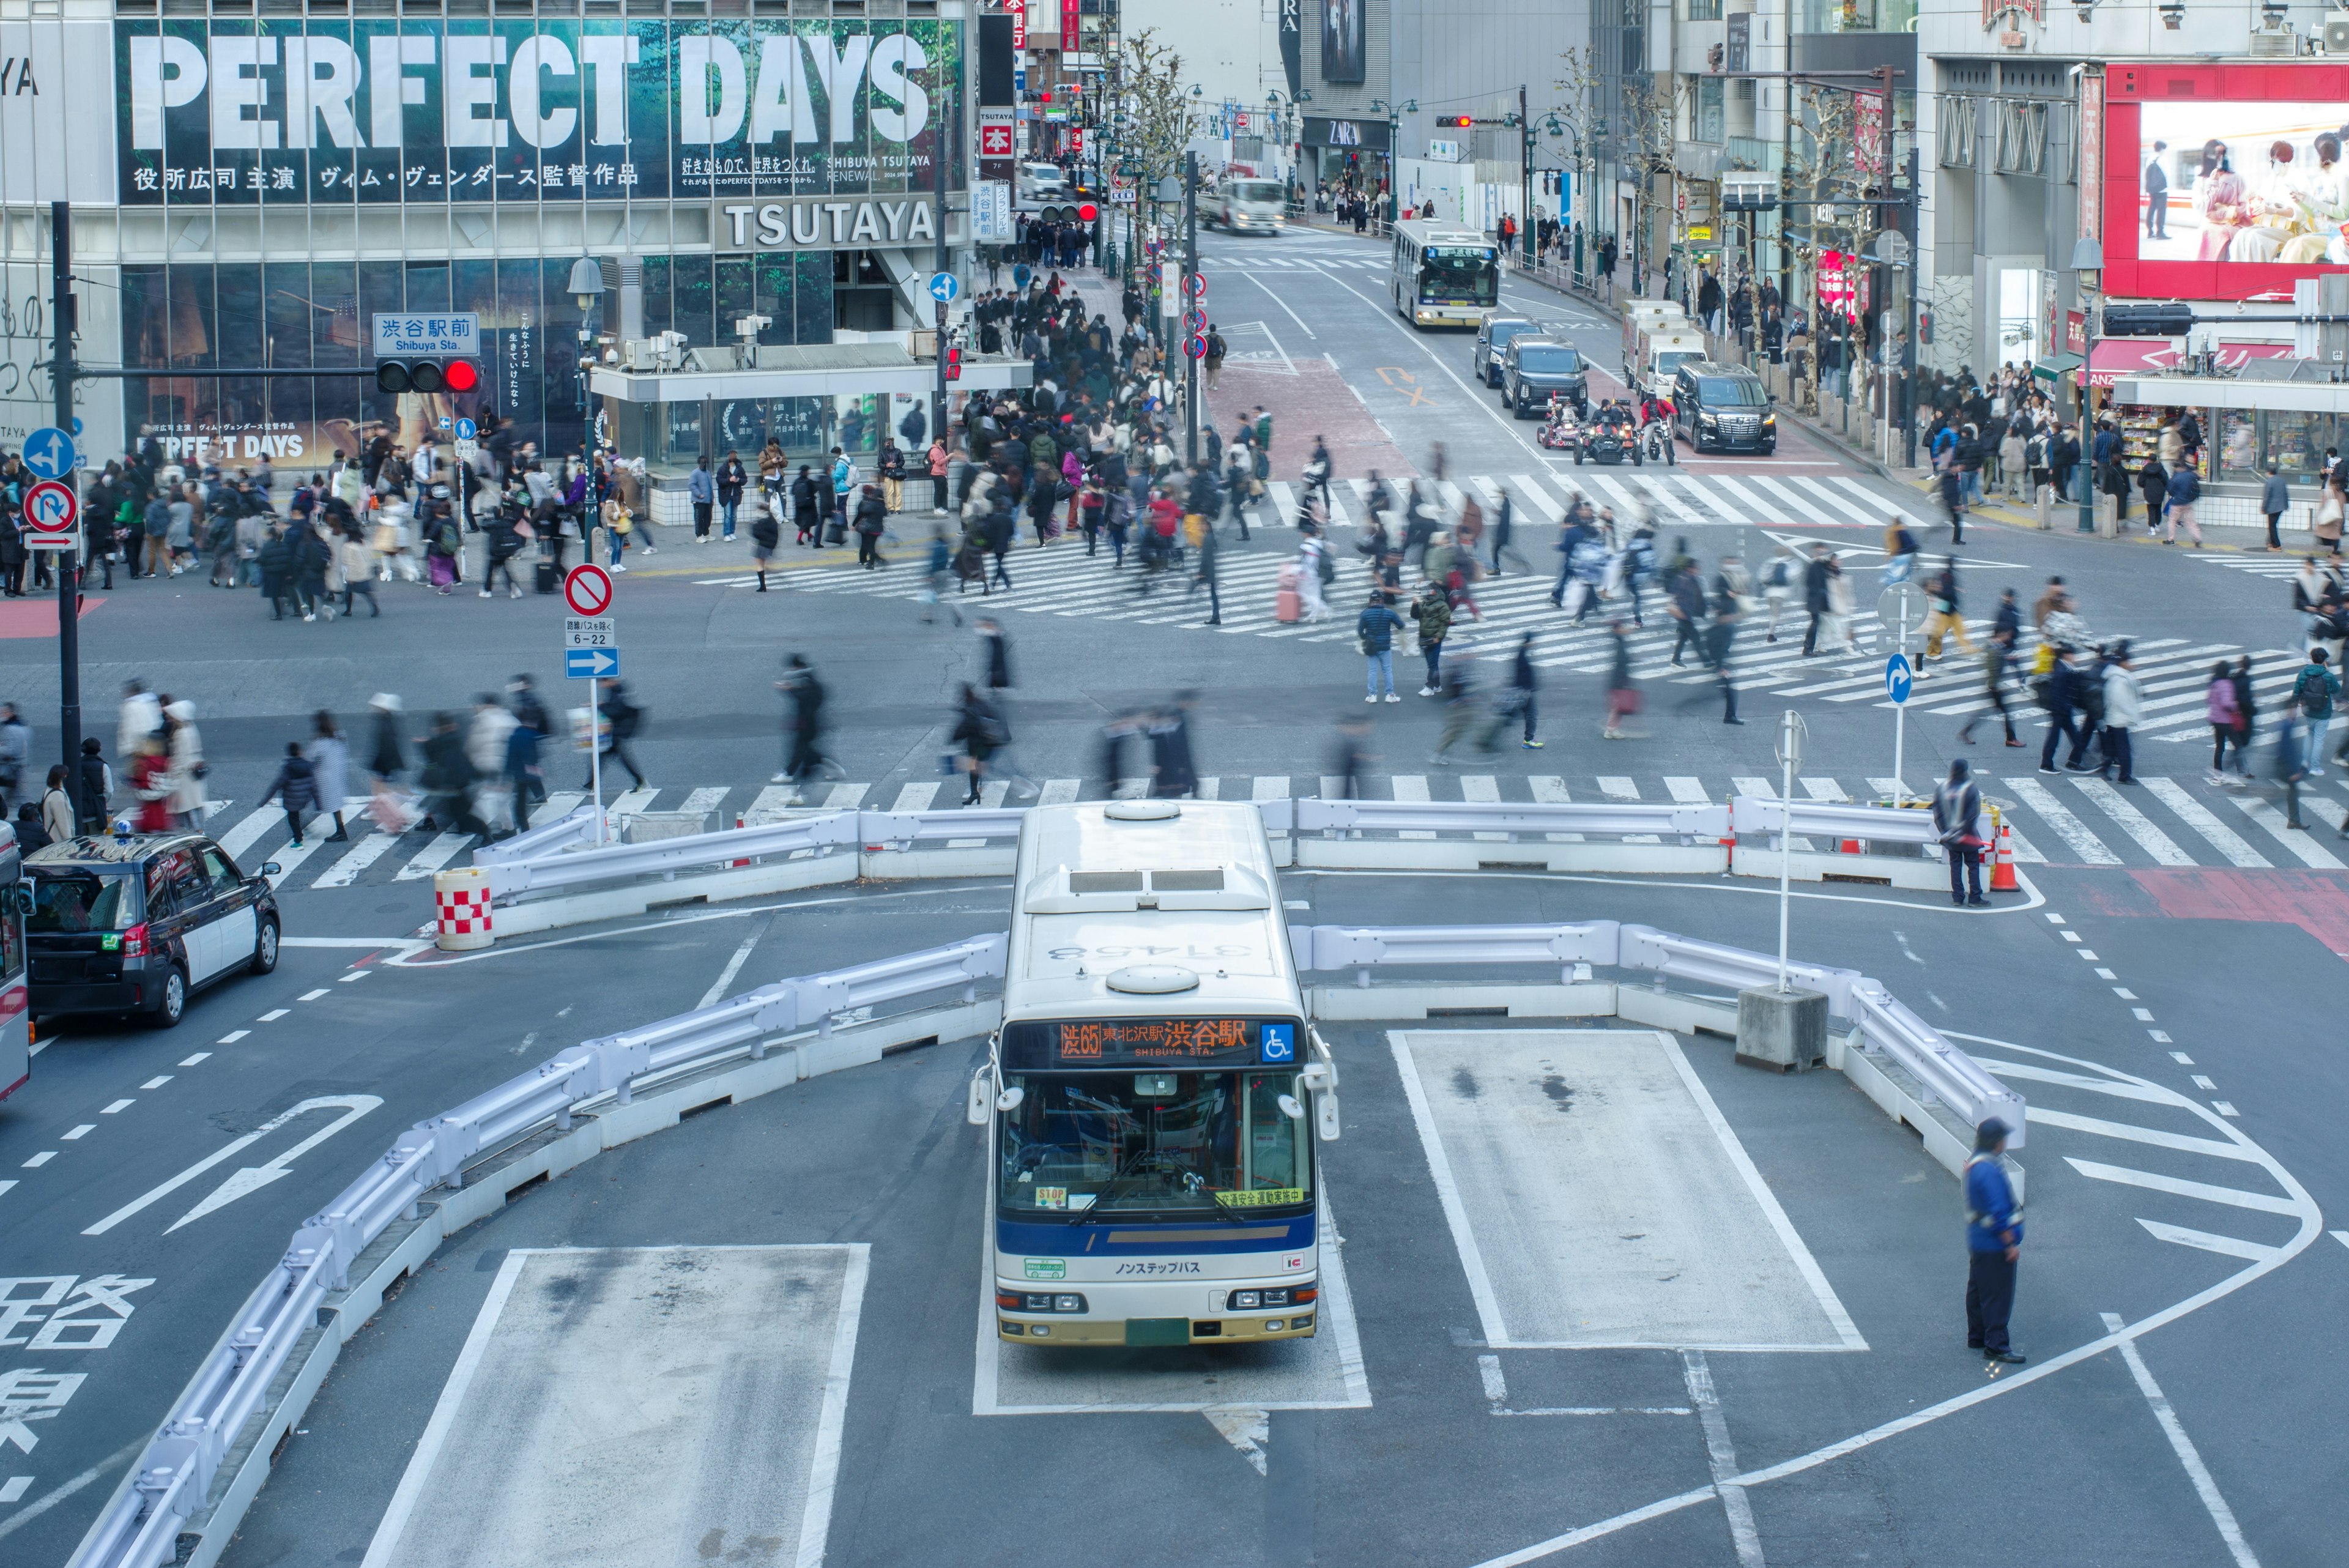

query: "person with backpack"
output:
593 677 649 790
2206 660 2246 782
1357 589 1404 702
2098 643 2145 785
76 737 112 833
259 740 321 847
1933 759 1989 906
1409 581 1453 696
2290 646 2339 776
2163 459 2203 546
951 682 1008 804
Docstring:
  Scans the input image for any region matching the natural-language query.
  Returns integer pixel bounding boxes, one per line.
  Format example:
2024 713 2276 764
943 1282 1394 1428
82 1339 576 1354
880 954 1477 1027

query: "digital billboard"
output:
2102 62 2349 300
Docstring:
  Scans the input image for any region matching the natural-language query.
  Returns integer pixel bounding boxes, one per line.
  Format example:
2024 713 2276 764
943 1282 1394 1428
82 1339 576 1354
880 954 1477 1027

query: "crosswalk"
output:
218 762 2349 896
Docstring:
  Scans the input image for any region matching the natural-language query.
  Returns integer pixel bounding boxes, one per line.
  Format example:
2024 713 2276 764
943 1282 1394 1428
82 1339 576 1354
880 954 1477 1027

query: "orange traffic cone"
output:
1989 822 2019 892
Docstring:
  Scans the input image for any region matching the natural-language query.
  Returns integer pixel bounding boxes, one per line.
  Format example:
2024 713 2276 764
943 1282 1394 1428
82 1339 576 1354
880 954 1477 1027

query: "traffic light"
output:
1435 115 1472 128
1078 201 1099 223
2099 303 2195 337
946 345 962 382
374 359 481 395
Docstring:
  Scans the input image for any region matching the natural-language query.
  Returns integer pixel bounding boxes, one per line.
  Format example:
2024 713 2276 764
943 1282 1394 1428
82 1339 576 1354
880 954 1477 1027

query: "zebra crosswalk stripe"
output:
2005 778 2124 866
2139 779 2269 868
2072 778 2195 866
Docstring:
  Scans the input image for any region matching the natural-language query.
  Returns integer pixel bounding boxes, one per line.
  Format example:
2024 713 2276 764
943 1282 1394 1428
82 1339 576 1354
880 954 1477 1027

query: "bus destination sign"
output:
1008 1019 1299 1069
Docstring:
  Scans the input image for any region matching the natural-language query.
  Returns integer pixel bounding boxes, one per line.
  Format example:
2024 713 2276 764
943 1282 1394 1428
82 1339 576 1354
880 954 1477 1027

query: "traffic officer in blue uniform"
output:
1965 1118 2025 1364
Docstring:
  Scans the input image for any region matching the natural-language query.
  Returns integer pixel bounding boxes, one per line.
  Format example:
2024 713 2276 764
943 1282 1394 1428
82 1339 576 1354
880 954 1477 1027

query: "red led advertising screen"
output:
2102 63 2349 300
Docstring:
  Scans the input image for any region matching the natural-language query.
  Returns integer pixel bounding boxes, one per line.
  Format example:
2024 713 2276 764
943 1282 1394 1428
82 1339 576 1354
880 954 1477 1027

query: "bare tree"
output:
1548 46 1607 253
1617 74 1691 295
1116 29 1193 229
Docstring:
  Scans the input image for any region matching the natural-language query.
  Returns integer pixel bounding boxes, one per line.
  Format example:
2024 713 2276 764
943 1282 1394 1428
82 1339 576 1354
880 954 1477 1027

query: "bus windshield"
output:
1000 1069 1310 1217
1418 247 1499 307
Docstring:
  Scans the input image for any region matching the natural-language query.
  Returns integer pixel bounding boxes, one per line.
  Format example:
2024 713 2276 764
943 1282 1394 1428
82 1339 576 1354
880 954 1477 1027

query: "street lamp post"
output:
2070 235 2104 533
567 256 605 456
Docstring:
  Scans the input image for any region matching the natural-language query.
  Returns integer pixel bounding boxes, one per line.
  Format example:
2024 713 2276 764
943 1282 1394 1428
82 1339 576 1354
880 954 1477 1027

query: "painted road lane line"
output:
2098 1311 2265 1568
2063 1158 2298 1215
2136 1220 2278 1261
2073 778 2195 866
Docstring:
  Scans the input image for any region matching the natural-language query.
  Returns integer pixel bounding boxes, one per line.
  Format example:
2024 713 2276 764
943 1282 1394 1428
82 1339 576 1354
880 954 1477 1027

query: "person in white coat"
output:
2098 644 2145 786
306 711 352 842
164 699 207 827
117 680 162 764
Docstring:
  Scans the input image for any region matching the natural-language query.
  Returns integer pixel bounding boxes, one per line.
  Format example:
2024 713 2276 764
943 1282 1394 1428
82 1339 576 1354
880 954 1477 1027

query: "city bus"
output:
970 798 1339 1348
0 823 26 1101
1390 218 1501 328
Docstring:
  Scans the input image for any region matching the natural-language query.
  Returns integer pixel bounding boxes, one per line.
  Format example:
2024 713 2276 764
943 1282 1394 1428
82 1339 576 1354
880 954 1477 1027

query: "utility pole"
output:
1184 148 1200 464
50 201 83 828
1519 84 1534 270
934 106 950 451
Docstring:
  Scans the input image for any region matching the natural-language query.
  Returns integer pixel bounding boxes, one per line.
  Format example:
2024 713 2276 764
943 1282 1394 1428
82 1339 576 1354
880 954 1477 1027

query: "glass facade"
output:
0 13 963 468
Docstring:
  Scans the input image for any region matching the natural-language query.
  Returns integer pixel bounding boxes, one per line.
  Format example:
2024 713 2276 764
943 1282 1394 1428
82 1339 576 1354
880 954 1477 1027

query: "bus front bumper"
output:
998 1312 1316 1346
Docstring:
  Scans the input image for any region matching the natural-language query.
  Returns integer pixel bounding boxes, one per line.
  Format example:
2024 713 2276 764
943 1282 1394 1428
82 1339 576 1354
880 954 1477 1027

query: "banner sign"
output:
113 17 965 206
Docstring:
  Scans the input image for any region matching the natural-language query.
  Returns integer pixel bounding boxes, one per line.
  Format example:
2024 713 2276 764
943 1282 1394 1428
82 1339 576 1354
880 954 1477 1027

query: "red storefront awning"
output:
2088 340 2183 388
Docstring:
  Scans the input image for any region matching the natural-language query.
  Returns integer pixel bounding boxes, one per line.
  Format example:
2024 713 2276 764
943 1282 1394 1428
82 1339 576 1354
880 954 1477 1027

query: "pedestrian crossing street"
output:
209 759 2349 897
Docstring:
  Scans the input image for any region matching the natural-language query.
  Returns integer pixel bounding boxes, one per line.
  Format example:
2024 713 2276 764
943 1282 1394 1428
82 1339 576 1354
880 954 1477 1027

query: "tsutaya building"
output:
0 0 973 474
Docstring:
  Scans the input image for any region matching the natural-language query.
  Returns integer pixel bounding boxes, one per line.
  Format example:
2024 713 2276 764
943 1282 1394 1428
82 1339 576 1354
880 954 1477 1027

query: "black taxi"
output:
25 833 282 1028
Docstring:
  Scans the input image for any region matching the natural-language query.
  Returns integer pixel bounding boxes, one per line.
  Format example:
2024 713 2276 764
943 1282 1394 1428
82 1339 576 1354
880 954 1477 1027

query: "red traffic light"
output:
1436 115 1472 128
375 359 480 395
1078 202 1099 223
946 345 963 382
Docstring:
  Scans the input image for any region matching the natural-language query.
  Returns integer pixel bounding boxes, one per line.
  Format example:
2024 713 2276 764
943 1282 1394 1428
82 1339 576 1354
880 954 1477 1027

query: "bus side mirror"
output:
1315 1090 1341 1142
966 1071 993 1126
11 883 32 917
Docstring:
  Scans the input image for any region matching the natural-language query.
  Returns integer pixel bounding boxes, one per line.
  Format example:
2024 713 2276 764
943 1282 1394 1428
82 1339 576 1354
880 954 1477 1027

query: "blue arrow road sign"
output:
1884 653 1913 706
456 417 478 440
21 427 76 480
927 271 961 303
566 647 622 680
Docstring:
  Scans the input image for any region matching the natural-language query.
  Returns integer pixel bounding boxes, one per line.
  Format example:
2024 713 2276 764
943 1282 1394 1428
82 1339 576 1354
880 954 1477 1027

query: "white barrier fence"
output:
85 843 2024 1568
464 793 1966 937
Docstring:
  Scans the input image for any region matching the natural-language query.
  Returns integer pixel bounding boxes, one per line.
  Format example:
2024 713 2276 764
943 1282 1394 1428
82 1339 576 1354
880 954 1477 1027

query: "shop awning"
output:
2031 353 2083 381
2087 339 2184 388
590 342 1033 403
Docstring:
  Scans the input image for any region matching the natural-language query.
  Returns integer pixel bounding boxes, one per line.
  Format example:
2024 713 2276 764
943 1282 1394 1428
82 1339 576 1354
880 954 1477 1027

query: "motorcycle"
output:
1573 415 1639 467
1538 398 1581 451
1639 420 1677 466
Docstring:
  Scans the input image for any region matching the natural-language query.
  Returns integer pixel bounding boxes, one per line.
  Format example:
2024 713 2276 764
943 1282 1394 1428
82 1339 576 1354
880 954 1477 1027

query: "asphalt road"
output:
5 232 2347 1566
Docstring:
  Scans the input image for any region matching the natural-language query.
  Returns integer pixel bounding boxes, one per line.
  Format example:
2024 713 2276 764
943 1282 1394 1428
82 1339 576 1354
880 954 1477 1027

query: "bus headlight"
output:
1226 1285 1315 1310
999 1291 1090 1313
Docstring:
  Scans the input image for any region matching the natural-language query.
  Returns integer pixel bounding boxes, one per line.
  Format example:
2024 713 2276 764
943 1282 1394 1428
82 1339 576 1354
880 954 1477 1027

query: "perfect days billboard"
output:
113 17 964 206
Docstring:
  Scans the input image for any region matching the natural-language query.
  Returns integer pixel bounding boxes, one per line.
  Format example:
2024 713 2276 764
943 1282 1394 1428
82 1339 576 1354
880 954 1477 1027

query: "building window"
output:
1688 0 1721 19
1697 78 1725 145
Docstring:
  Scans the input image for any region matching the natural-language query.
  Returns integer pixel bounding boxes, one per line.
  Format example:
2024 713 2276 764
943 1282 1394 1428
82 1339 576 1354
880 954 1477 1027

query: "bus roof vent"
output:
1103 798 1181 822
1104 964 1202 995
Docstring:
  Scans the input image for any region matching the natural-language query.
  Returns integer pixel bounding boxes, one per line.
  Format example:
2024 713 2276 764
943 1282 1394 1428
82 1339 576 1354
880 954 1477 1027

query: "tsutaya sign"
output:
720 196 940 250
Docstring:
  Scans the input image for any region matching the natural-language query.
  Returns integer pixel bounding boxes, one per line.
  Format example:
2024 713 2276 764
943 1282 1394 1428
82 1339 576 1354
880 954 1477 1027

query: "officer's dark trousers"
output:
1966 1250 2017 1353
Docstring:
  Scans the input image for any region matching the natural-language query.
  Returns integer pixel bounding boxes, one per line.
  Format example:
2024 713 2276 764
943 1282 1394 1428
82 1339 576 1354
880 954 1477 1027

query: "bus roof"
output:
1004 801 1301 1025
1393 218 1494 248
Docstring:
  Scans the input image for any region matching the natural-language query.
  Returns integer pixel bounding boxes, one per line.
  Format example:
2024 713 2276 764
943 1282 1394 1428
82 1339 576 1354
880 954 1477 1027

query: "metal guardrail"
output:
1290 917 2022 1143
1296 798 1728 841
468 803 600 866
69 934 1008 1568
1729 796 1940 847
467 795 1936 910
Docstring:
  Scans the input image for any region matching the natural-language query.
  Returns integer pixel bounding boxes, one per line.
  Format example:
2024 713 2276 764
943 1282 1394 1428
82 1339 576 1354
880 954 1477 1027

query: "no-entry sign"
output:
563 563 614 617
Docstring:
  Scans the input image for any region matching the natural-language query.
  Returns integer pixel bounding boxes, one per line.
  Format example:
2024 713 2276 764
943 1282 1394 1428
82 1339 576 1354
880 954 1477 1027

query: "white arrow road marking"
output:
81 1095 383 1237
1203 1406 1269 1476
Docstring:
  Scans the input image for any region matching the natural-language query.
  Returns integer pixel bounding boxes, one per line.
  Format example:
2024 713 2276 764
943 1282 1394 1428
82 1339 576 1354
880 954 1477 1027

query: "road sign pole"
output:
1893 595 1913 806
1184 149 1200 466
1774 709 1805 996
590 677 606 845
934 121 950 464
51 199 81 830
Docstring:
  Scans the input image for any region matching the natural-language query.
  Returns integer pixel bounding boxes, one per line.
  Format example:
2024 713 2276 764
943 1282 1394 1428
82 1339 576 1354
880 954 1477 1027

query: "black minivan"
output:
1671 361 1776 454
26 833 283 1027
1501 336 1589 418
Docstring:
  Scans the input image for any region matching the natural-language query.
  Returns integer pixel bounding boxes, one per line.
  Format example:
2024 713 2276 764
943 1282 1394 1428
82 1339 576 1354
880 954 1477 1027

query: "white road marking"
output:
2073 778 2194 865
697 930 763 1010
889 781 939 812
2222 792 2345 869
2099 1311 2265 1567
2135 1220 2277 1261
2139 779 2269 868
2024 1106 2255 1162
1682 1350 1767 1568
2063 1158 2298 1214
62 1124 94 1140
312 830 400 888
2005 778 2123 864
393 831 476 880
